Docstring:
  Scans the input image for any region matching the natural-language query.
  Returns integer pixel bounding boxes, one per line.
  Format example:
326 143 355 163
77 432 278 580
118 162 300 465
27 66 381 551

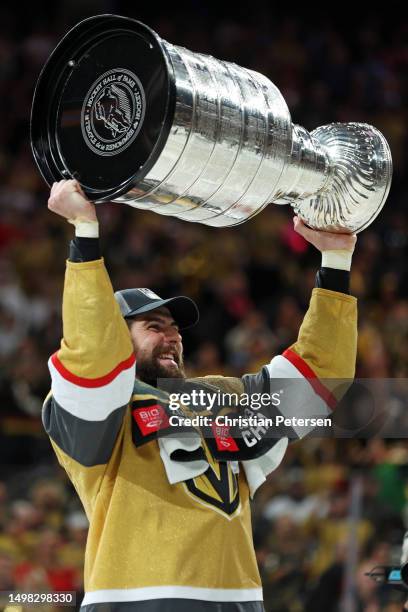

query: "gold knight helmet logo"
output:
184 440 240 518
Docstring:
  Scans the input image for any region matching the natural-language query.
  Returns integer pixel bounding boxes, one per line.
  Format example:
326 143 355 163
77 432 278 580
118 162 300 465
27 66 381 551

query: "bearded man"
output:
44 179 357 612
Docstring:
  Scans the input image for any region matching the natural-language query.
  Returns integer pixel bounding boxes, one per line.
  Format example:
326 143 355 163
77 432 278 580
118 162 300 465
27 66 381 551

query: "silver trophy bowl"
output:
31 15 392 232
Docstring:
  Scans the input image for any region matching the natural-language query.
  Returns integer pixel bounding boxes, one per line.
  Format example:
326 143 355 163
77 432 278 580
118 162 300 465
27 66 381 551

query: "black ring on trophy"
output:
31 15 176 201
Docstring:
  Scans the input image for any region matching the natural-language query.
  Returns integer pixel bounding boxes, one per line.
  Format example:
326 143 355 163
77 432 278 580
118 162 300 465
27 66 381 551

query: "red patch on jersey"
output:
211 423 239 452
132 404 169 436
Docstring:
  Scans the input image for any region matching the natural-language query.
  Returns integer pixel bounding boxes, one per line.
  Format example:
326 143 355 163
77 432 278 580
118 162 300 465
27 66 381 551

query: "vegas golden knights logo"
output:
184 441 240 517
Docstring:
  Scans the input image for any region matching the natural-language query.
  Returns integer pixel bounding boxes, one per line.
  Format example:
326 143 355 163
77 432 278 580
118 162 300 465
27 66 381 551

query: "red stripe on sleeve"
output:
282 348 337 411
51 352 135 388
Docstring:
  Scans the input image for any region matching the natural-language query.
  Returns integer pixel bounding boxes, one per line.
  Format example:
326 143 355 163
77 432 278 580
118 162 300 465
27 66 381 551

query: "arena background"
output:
0 1 407 610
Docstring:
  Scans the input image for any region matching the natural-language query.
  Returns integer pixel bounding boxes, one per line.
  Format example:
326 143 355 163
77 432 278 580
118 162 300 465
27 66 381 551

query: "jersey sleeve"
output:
242 287 357 439
43 258 136 495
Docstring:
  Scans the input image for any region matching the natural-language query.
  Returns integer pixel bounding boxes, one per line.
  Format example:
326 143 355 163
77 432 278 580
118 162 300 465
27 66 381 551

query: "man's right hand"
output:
48 180 97 223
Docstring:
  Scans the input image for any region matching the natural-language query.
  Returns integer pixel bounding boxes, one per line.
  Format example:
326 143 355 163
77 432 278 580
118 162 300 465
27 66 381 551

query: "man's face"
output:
128 307 185 384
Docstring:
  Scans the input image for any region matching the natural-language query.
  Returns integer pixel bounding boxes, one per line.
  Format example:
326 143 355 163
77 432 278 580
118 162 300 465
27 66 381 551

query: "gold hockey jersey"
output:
43 258 357 611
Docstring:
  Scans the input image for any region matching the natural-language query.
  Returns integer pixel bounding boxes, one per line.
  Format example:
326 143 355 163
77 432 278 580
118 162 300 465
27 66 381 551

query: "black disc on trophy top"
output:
30 15 176 200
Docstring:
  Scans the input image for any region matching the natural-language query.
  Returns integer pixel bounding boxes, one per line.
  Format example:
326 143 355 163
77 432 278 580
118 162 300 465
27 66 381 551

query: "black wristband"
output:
69 237 101 262
315 267 350 294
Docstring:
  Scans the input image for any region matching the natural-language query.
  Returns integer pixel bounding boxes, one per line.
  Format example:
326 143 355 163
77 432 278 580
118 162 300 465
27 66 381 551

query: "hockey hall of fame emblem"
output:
81 68 145 157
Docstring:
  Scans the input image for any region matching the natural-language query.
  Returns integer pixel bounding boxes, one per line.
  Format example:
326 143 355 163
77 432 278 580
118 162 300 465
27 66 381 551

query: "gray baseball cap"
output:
114 288 199 330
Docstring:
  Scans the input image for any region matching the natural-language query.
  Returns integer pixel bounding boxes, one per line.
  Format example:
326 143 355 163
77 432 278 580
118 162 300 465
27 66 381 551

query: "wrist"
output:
68 218 99 238
321 249 353 271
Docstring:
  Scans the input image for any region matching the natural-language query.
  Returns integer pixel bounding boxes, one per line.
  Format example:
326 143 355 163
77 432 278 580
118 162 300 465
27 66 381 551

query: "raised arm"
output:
242 217 357 441
188 219 357 490
43 181 136 509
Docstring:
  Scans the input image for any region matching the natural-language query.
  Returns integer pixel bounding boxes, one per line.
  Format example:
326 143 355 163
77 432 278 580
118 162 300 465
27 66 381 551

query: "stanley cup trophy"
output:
31 15 392 232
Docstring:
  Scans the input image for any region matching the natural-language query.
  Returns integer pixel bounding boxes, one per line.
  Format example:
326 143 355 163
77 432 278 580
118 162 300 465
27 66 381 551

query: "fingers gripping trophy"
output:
31 14 392 233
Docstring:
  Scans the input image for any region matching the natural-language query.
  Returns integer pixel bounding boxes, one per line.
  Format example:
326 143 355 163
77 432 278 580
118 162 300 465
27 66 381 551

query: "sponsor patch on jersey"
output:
131 398 172 446
133 404 169 435
211 423 239 452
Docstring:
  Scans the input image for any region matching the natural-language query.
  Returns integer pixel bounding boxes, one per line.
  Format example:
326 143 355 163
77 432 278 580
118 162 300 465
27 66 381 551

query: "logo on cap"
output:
81 68 145 157
138 288 161 300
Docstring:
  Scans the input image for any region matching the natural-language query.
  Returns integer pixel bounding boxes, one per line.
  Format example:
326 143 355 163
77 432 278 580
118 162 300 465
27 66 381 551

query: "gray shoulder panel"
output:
42 395 126 466
241 368 269 396
241 367 298 441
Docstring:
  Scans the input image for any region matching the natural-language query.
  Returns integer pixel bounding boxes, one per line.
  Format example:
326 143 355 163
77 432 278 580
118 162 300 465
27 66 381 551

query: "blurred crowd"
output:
0 2 407 610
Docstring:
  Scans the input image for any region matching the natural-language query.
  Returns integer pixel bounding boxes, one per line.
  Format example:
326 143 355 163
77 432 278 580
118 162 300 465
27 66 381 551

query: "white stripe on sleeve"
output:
48 357 136 421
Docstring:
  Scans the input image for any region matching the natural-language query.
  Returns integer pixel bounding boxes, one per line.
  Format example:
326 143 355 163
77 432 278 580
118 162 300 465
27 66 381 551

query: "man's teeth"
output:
159 354 177 364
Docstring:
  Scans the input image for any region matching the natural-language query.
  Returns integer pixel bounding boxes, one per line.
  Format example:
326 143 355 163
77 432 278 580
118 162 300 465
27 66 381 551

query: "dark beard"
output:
136 354 186 387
